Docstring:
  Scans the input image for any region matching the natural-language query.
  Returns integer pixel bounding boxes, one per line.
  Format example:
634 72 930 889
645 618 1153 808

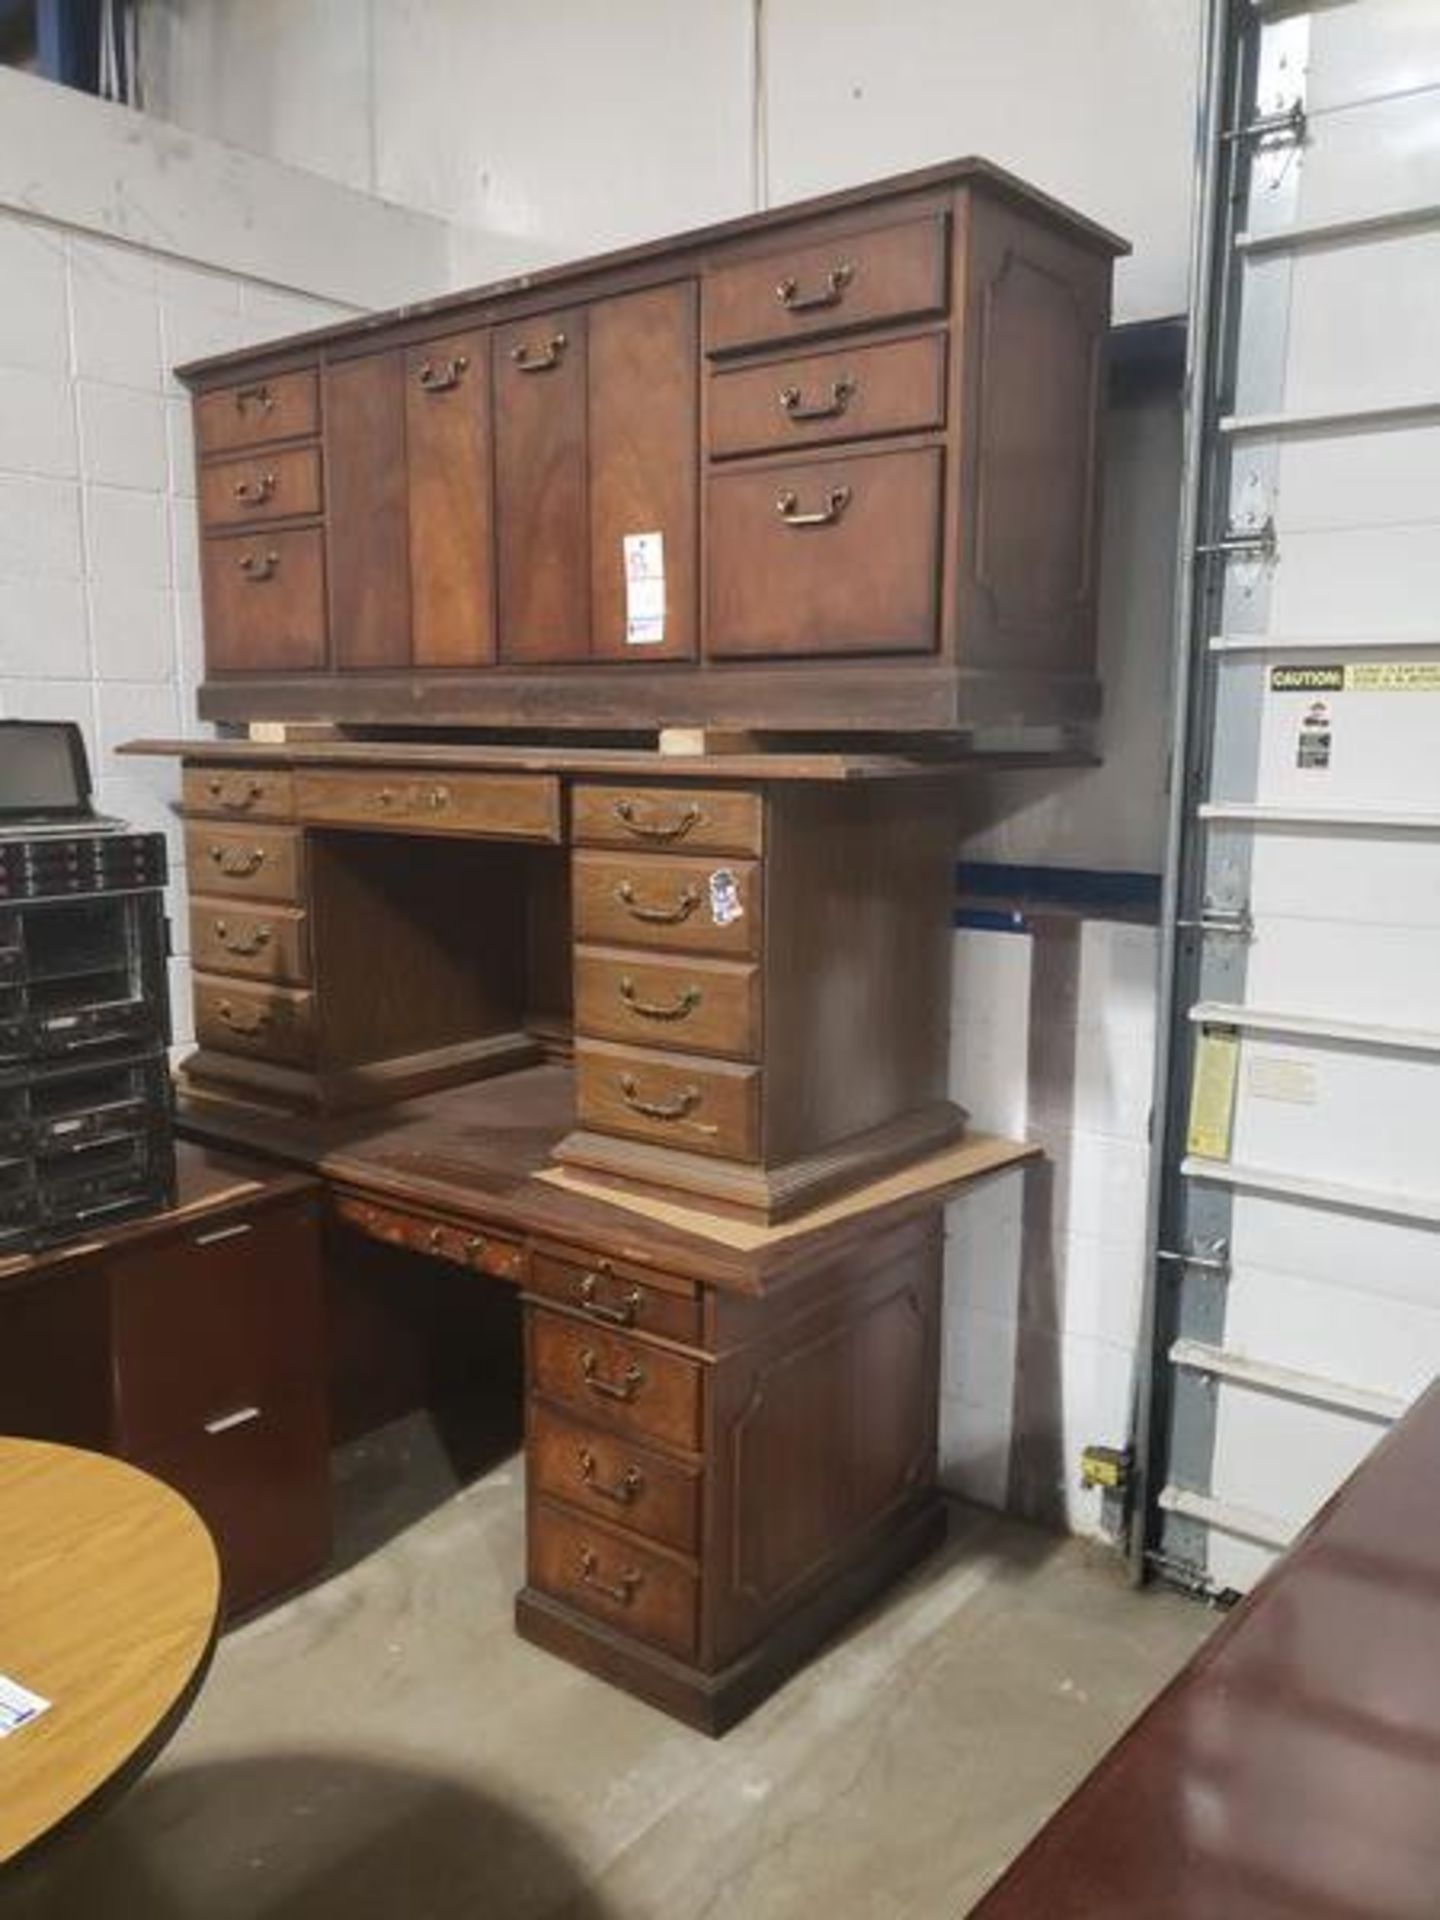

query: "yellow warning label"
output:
1187 1027 1240 1160
1346 662 1440 693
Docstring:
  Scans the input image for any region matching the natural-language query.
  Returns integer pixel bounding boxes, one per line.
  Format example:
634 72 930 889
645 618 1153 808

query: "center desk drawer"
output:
575 946 760 1060
529 1401 701 1555
529 1311 702 1454
183 766 294 822
193 974 315 1065
573 784 763 857
529 1245 702 1346
331 1191 524 1283
573 851 760 957
294 770 561 842
189 896 309 984
186 823 303 903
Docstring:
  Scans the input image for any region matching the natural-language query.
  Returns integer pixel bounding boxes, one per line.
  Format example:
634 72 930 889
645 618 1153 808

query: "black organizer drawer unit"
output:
0 832 167 903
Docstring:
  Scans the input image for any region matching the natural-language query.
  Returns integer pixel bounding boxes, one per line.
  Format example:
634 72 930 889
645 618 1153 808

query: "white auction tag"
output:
0 1672 51 1738
624 532 666 646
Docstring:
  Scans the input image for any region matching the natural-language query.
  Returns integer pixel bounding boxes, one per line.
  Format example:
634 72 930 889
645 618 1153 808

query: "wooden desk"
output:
973 1377 1440 1917
0 1438 220 1867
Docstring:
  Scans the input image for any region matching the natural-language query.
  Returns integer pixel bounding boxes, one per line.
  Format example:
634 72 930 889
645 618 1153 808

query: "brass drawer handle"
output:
612 798 703 843
374 783 452 813
418 353 469 392
580 1348 645 1402
213 918 272 957
510 331 567 373
615 880 701 925
237 548 280 582
206 775 267 812
619 976 701 1023
208 843 266 878
234 382 274 415
578 1547 642 1605
776 485 851 529
232 470 277 505
578 1449 644 1507
619 1074 704 1125
466 1234 490 1263
215 998 270 1036
775 261 854 312
578 1267 643 1327
779 376 856 422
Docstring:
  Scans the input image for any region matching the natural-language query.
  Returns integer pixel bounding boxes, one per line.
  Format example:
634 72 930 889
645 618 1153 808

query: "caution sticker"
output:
1270 662 1440 694
1186 1028 1240 1160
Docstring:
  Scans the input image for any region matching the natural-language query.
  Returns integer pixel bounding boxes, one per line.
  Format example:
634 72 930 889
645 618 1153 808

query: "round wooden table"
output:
0 1437 221 1867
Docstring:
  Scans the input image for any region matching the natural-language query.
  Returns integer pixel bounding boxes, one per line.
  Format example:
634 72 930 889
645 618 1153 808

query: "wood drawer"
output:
529 1499 697 1659
195 368 320 455
704 213 949 355
709 333 947 459
575 1038 760 1161
529 1245 701 1346
188 896 310 985
294 769 561 842
199 445 322 530
202 526 327 673
575 946 760 1061
573 851 761 958
529 1310 702 1454
529 1401 701 1555
185 823 304 903
193 973 316 1066
573 784 763 857
331 1191 524 1284
708 446 942 659
182 765 294 822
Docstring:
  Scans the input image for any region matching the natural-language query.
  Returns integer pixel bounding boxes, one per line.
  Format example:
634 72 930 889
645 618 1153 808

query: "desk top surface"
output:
974 1378 1440 1918
0 1438 220 1866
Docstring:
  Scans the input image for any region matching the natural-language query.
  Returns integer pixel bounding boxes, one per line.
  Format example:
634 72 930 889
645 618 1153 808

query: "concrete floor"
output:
4 1418 1214 1920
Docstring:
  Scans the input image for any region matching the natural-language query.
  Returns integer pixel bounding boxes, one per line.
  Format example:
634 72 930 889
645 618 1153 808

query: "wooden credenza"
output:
180 158 1125 736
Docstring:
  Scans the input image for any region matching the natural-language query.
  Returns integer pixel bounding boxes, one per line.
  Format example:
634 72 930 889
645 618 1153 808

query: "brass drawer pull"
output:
578 1547 642 1605
374 783 452 813
208 843 266 878
511 331 568 373
615 879 701 925
206 775 267 812
619 976 701 1023
237 548 280 582
213 919 273 957
612 798 703 843
776 485 851 529
467 1234 490 1262
578 1267 643 1327
775 261 854 312
580 1348 645 1402
234 382 274 415
418 354 469 392
578 1449 644 1507
619 1074 704 1125
779 376 856 422
232 470 277 505
215 998 270 1036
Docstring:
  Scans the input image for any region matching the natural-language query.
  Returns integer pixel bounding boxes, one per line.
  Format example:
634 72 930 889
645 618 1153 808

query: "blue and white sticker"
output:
708 868 743 926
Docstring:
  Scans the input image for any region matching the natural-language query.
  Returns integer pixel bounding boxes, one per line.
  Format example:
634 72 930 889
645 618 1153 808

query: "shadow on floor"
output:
2 1752 615 1920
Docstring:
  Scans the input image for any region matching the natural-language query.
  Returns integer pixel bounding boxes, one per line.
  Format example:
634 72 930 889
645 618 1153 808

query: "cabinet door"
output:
589 283 698 661
494 306 590 663
325 350 411 669
405 328 496 667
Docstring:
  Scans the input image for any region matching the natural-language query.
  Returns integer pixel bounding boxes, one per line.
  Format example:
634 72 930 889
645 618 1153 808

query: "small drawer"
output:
294 769 561 843
529 1500 697 1660
529 1244 701 1346
709 333 947 459
183 765 295 822
704 213 949 355
529 1401 701 1555
708 445 942 659
195 368 320 455
574 946 760 1061
529 1310 702 1454
185 823 304 903
189 896 310 985
202 526 327 673
199 445 323 529
193 973 315 1066
573 851 761 958
575 1039 760 1162
331 1192 524 1284
572 784 763 857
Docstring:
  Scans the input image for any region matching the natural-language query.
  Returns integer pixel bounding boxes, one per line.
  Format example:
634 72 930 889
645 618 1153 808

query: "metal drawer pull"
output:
234 383 274 415
204 1405 261 1436
214 919 272 956
615 880 701 924
578 1547 642 1605
776 261 854 311
193 1221 255 1248
580 1348 645 1402
578 1267 643 1326
578 1449 644 1506
619 976 701 1023
207 776 267 811
612 798 703 842
216 998 269 1035
418 353 469 392
776 485 851 528
374 783 451 812
619 1075 702 1124
510 331 568 373
237 549 280 582
232 470 277 505
208 843 266 877
779 376 856 422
